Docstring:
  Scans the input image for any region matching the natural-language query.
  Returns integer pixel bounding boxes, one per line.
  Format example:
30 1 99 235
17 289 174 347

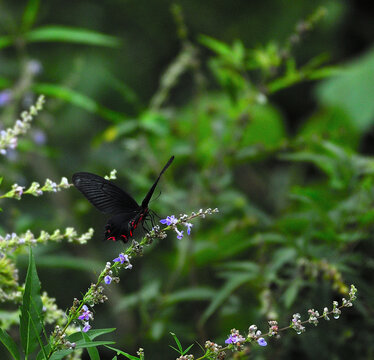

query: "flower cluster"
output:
289 284 358 334
0 95 45 155
49 208 220 355
225 328 246 347
103 261 120 285
104 169 117 180
291 313 306 334
0 256 21 303
308 309 320 326
0 227 94 253
176 355 194 360
268 320 279 336
205 340 225 359
51 325 76 350
78 305 94 332
113 252 133 269
160 208 219 240
41 292 67 326
0 176 71 200
247 325 268 346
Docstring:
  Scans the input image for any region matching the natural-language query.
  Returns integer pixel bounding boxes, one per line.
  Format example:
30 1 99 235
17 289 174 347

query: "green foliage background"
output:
1 0 374 359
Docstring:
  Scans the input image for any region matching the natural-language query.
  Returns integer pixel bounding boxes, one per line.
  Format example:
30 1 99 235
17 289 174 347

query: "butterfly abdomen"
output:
104 209 148 242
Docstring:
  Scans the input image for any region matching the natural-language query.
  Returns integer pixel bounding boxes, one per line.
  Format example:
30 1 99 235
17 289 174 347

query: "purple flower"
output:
32 130 47 145
0 90 12 107
113 253 129 264
176 229 184 240
184 222 193 235
225 333 245 345
104 275 112 284
160 215 178 226
82 323 91 332
78 305 91 321
257 337 267 347
225 335 238 344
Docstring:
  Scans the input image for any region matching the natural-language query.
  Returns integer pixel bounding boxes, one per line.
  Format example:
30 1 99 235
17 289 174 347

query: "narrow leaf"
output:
170 332 183 353
28 310 48 360
32 83 126 123
82 332 100 360
199 273 253 325
24 26 121 47
0 328 20 360
67 328 116 342
19 247 43 355
182 344 194 355
105 345 140 360
21 0 40 32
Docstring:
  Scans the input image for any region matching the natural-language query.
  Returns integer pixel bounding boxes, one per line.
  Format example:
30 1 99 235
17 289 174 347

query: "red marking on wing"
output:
107 236 116 241
129 230 133 237
121 234 127 240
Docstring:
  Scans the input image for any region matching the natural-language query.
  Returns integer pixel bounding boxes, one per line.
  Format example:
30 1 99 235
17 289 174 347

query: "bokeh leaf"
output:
24 26 121 47
19 248 43 355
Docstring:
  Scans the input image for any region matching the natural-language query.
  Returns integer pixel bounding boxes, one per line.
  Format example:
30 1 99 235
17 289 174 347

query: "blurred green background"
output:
1 0 374 359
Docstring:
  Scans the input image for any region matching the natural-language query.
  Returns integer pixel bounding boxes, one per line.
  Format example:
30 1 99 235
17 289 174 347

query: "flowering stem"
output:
47 208 218 358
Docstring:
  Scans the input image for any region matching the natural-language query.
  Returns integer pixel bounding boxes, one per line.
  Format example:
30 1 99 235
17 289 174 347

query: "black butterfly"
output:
72 156 174 242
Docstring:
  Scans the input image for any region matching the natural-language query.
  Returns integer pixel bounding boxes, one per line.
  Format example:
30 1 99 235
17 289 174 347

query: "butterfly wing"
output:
141 156 174 208
72 172 139 215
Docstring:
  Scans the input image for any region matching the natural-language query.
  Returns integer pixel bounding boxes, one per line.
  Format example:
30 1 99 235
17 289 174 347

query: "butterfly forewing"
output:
72 172 139 215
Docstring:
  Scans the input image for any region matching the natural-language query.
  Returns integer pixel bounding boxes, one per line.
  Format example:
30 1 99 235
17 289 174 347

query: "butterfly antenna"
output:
141 156 174 208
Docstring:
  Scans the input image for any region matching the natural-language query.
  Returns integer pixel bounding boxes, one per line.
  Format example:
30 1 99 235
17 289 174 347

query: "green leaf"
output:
283 280 303 308
19 247 43 355
183 344 194 355
317 48 374 132
105 345 140 360
21 0 40 32
0 36 13 50
32 83 126 123
170 332 183 353
49 341 115 360
199 35 232 57
82 332 100 360
164 287 215 305
28 310 48 360
0 328 20 360
199 273 254 325
74 340 115 349
24 26 121 47
67 328 116 343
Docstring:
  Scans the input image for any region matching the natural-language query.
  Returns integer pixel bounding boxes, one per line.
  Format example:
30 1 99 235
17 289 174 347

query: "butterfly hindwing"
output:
72 172 139 215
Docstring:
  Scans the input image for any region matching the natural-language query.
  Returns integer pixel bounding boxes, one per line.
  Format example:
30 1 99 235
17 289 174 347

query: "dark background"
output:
1 0 374 359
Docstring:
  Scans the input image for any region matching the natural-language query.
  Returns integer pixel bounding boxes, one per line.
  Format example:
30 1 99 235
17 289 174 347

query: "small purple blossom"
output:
225 334 245 344
113 253 129 264
32 129 47 145
82 323 91 332
0 90 12 107
104 275 112 284
176 229 184 240
78 305 92 321
257 337 267 346
184 222 193 235
160 215 178 226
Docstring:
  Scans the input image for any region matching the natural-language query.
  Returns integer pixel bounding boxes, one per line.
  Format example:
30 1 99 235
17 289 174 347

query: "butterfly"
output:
72 156 174 242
